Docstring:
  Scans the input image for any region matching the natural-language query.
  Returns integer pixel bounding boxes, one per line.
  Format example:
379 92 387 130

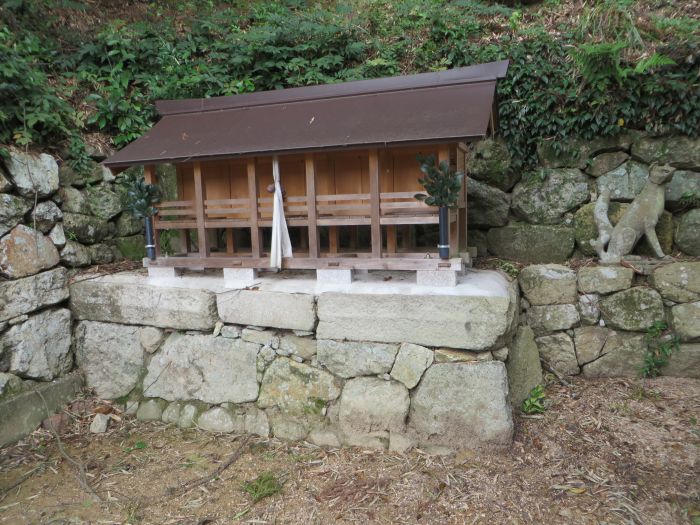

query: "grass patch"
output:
242 472 284 503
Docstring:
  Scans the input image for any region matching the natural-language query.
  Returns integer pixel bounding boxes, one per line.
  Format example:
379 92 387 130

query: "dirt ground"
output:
0 377 698 525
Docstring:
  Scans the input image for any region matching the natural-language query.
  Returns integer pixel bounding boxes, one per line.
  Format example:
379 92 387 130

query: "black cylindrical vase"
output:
438 205 449 259
144 216 156 260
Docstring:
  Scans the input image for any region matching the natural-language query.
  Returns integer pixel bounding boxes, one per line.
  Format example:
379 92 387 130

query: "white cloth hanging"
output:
269 155 293 269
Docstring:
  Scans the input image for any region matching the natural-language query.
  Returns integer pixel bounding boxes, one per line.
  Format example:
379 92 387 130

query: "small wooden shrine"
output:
104 60 508 272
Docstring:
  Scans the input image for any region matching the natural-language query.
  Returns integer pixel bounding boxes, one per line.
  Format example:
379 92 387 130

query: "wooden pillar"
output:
329 226 339 254
193 161 209 257
144 165 161 257
369 148 381 259
386 225 397 254
247 159 261 258
305 154 319 258
226 229 234 255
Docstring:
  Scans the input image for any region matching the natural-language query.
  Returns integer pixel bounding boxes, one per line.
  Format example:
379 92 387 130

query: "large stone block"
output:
663 344 700 379
5 148 59 198
599 287 665 332
408 362 513 448
578 266 634 295
675 209 700 256
631 135 700 170
390 343 434 389
651 261 700 303
511 169 590 224
0 267 68 322
535 333 580 375
518 264 577 305
0 193 31 236
62 212 109 244
505 326 543 407
597 161 649 201
0 225 59 279
217 290 316 331
487 223 575 264
339 377 409 435
142 333 259 404
70 278 218 330
258 357 341 414
466 138 516 191
74 321 144 399
670 302 700 342
1 308 72 381
317 340 398 378
573 326 609 366
582 331 647 377
466 177 510 228
526 304 579 334
664 171 700 211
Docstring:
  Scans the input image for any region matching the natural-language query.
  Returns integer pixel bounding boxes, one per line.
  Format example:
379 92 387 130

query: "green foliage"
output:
641 321 680 378
122 175 161 219
415 155 463 209
242 471 283 503
521 384 546 415
497 260 519 279
679 190 700 210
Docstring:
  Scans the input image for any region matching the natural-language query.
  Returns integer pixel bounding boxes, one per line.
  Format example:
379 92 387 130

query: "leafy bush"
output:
641 321 680 378
522 384 546 415
415 155 463 208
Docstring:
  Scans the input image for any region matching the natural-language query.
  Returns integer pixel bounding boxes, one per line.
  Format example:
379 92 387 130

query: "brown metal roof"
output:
104 60 508 168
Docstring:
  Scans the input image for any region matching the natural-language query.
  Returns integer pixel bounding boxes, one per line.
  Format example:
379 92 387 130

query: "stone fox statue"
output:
592 164 675 264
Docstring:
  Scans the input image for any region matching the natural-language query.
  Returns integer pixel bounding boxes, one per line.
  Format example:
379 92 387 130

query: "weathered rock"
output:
652 262 700 303
60 240 91 267
597 161 649 201
0 225 59 278
83 184 122 220
161 402 182 425
258 358 341 414
466 138 517 191
537 135 631 169
635 210 675 258
70 277 218 330
390 343 434 389
58 162 102 188
664 171 700 211
57 186 89 213
62 212 109 244
487 223 575 263
573 326 609 366
267 412 309 440
536 333 580 375
505 326 543 407
574 201 625 256
433 348 493 362
670 302 700 342
307 428 341 448
0 267 68 322
136 399 166 421
48 223 66 248
582 331 647 377
586 151 629 177
492 347 509 361
221 325 241 339
0 373 23 400
178 404 201 428
317 340 398 378
0 172 12 192
5 148 59 198
675 209 700 256
466 177 509 227
578 266 634 294
518 264 577 305
217 290 316 331
631 135 700 169
74 321 144 399
90 413 110 434
1 308 72 381
526 304 579 334
115 213 143 237
198 407 236 432
0 194 31 236
29 201 62 233
139 326 164 353
279 335 317 360
468 229 489 257
512 169 590 224
318 273 517 351
142 333 259 404
599 288 665 331
339 377 409 435
241 328 278 347
409 362 513 448
87 243 114 265
109 235 145 260
578 294 600 325
663 344 700 379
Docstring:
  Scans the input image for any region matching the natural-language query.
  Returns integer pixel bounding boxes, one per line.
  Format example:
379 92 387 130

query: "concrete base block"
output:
416 270 458 287
148 267 180 280
223 268 259 287
317 269 354 285
0 372 84 447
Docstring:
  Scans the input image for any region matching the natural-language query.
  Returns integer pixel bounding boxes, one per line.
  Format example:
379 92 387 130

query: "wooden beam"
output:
369 148 381 258
247 159 261 258
328 226 339 254
305 154 319 258
193 161 209 256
